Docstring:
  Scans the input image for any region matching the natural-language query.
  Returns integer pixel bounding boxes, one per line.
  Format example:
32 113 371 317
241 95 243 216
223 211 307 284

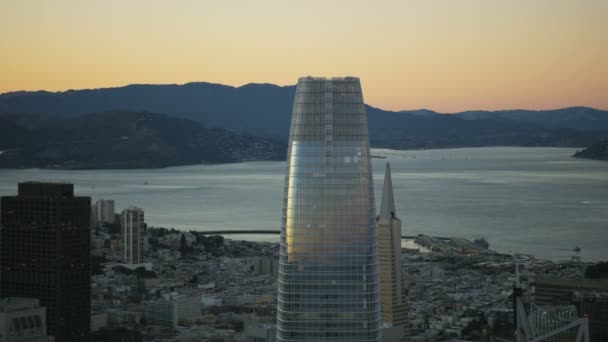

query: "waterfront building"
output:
120 207 145 264
95 199 116 225
277 77 381 341
0 182 91 341
0 297 47 342
376 163 409 338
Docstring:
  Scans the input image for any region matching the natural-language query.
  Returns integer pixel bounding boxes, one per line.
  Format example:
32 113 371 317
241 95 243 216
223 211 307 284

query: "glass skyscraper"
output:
277 77 381 341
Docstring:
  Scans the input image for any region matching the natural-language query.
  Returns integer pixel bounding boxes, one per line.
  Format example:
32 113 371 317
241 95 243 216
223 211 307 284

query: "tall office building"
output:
94 199 115 225
0 182 91 341
277 77 381 341
121 206 145 264
376 163 409 338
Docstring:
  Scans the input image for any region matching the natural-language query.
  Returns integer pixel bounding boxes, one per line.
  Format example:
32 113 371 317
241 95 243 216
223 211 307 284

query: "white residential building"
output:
95 199 115 225
144 294 201 328
121 206 145 264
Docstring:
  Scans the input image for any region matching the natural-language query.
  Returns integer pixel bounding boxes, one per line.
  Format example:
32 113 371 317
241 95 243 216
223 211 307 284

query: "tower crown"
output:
380 162 397 219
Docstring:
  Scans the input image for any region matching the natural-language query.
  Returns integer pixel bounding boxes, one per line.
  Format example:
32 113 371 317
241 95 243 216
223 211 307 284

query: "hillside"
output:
0 112 285 169
573 139 608 161
1 82 607 149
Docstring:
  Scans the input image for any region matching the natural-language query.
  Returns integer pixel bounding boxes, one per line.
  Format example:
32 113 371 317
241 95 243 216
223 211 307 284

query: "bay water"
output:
1 147 606 262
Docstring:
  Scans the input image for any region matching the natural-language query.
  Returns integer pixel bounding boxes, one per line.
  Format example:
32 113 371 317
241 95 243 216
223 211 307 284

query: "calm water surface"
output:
0 147 606 262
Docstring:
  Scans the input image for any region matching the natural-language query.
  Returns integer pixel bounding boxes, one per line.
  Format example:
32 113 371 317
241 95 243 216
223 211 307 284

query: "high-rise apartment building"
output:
0 182 91 341
121 206 145 264
277 77 381 341
377 163 409 338
94 199 115 225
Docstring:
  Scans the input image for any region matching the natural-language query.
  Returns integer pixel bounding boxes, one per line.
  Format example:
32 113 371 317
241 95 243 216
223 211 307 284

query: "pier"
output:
193 230 450 240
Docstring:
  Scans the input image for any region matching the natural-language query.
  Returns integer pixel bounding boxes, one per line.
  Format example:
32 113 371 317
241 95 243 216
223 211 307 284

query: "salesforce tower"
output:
277 77 382 341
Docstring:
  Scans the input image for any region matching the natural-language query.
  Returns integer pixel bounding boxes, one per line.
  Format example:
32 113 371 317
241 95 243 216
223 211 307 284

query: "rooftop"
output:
0 297 42 312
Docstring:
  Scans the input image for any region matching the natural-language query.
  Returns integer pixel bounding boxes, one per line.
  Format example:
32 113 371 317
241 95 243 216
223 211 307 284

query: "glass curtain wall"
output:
277 77 381 341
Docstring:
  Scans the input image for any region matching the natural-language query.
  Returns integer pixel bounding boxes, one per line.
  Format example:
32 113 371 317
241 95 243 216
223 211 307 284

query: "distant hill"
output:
0 111 285 169
456 107 608 131
1 82 607 149
0 83 296 139
573 138 608 161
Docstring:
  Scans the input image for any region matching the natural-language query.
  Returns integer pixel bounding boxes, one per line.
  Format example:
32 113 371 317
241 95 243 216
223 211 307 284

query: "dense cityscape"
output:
1 181 607 341
2 0 607 340
0 77 606 342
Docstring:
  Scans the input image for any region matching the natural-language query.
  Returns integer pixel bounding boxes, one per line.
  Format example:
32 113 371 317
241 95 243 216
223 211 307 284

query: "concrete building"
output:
172 294 202 323
244 323 276 342
277 77 381 341
0 182 91 341
0 298 47 342
376 163 408 339
144 300 177 328
120 207 144 264
144 294 201 328
579 297 608 342
535 277 608 305
95 199 116 225
91 328 142 342
258 256 279 276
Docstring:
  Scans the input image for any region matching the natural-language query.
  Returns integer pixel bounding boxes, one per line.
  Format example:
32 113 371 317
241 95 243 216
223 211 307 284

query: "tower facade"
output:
0 182 91 341
277 77 381 341
95 199 115 225
121 206 145 264
377 163 409 337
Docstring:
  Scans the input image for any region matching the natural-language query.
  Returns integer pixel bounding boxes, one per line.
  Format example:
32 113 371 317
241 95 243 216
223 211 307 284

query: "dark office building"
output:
92 328 142 342
579 298 608 342
1 182 91 341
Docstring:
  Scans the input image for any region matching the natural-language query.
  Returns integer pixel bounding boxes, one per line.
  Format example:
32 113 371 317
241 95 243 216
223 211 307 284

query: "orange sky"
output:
1 0 606 112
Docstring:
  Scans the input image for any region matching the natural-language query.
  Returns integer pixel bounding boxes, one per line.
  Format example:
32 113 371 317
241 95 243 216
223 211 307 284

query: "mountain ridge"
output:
1 82 607 150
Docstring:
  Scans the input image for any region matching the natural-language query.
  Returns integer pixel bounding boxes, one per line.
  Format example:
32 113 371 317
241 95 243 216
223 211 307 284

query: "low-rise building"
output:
0 297 47 342
144 294 202 328
243 323 276 342
144 300 177 328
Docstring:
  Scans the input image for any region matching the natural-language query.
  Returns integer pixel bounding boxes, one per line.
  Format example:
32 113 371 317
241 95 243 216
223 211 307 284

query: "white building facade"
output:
120 206 145 264
95 199 115 225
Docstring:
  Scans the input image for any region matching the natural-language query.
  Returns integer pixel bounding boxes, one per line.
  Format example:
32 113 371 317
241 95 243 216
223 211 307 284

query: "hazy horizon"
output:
1 0 606 112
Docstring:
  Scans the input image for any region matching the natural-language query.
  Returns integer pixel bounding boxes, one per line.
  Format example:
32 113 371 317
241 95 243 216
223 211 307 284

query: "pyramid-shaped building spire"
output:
380 162 397 219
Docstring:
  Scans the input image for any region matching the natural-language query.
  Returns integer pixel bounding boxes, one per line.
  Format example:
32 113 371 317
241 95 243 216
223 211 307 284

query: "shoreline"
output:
0 146 584 171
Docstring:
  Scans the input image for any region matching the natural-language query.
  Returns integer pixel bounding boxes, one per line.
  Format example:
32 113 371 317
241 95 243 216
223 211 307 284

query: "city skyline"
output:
1 0 607 112
1 0 607 339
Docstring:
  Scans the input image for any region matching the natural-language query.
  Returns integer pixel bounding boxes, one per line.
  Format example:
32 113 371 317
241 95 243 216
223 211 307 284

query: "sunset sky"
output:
1 0 606 112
